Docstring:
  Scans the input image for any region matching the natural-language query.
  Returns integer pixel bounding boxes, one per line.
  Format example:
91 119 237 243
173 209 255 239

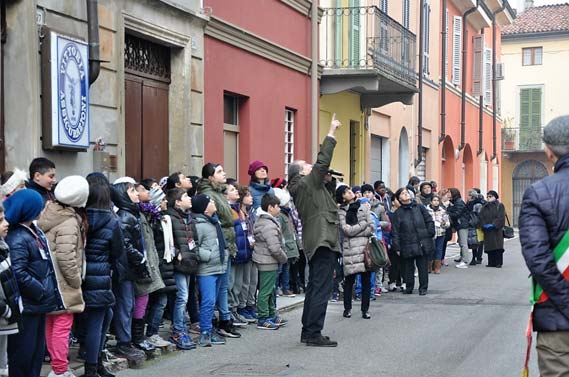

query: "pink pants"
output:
133 294 149 320
46 313 74 374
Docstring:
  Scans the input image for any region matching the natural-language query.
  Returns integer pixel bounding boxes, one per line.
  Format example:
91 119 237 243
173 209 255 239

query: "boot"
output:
115 343 146 362
132 318 155 352
97 355 116 377
84 362 100 377
427 261 433 273
433 260 441 274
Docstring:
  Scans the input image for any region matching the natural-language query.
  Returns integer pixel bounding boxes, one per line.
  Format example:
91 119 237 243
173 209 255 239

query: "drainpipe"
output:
477 28 484 156
310 1 318 161
415 0 425 167
458 1 479 152
86 0 100 86
0 1 5 172
490 2 507 161
439 0 447 144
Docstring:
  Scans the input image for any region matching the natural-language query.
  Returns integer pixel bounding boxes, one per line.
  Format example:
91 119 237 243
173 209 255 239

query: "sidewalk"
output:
39 294 307 376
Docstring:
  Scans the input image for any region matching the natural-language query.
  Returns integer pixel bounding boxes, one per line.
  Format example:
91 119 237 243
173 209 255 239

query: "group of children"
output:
0 157 302 377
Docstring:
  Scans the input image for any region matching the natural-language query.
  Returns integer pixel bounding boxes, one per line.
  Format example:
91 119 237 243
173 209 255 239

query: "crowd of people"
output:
0 123 509 377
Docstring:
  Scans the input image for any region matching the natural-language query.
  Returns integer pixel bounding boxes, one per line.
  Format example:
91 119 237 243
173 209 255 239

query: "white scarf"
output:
161 215 175 263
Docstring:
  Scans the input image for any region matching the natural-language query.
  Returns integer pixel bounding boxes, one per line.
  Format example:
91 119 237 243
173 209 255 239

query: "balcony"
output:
319 6 418 108
502 127 544 152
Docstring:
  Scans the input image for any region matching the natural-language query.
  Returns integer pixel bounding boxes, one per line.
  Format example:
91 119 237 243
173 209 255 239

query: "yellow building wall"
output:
320 92 366 185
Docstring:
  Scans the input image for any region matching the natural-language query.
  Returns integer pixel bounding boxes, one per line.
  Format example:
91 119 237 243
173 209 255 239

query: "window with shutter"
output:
349 0 361 68
519 87 543 150
472 35 483 97
423 1 431 75
403 0 410 29
484 48 492 105
452 16 462 85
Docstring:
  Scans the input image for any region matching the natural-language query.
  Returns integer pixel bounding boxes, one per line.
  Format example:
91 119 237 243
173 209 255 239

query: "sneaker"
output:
188 322 201 335
388 283 397 292
272 316 288 327
330 292 339 302
245 306 258 319
48 371 77 377
257 318 279 330
281 290 296 297
210 332 226 345
169 331 197 350
198 332 212 347
147 334 172 348
114 344 146 361
374 287 381 297
400 283 407 292
232 311 250 327
456 261 469 269
237 308 257 323
276 287 283 296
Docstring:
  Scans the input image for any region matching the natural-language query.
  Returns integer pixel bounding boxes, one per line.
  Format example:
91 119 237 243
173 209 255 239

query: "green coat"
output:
134 214 165 296
196 179 237 257
277 211 300 259
288 136 341 260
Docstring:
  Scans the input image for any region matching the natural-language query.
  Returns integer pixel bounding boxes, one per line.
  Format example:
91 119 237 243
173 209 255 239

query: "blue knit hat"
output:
4 189 44 224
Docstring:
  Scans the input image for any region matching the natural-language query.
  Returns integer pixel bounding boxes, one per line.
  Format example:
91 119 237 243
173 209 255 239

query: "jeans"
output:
278 261 290 292
147 293 168 336
46 313 74 374
257 270 277 319
433 236 445 261
198 274 223 333
113 280 134 345
173 273 190 333
8 313 46 377
83 307 113 364
403 255 428 293
301 247 337 339
457 228 472 263
344 272 371 313
355 273 375 296
215 261 231 321
186 274 199 324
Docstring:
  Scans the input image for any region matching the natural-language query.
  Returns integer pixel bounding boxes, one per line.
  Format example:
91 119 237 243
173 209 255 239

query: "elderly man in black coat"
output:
519 115 569 376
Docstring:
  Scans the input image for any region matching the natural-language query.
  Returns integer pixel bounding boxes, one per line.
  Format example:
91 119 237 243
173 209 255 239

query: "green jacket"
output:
134 214 165 296
277 211 300 259
288 136 341 260
196 179 237 257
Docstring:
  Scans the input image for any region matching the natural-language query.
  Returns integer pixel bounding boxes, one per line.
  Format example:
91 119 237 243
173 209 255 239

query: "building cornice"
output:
502 31 569 41
280 0 324 22
205 16 321 77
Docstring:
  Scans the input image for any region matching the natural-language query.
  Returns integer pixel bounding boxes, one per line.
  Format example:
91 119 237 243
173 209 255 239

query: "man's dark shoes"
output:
300 334 330 343
404 289 413 294
342 309 351 318
362 312 371 319
419 290 427 296
305 335 338 347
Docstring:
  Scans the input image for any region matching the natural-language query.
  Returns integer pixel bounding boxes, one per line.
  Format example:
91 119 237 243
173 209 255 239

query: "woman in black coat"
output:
391 188 435 295
479 190 506 268
446 188 472 268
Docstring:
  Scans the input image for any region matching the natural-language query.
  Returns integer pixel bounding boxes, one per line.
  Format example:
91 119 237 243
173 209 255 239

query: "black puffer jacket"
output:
150 218 176 293
166 207 198 275
520 153 569 332
111 188 149 281
392 202 435 259
447 198 470 230
83 208 127 308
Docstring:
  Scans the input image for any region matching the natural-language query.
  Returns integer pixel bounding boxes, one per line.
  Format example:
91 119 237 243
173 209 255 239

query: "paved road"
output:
120 236 539 377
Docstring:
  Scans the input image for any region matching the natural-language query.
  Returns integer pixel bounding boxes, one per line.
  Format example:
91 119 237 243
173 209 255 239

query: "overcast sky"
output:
513 0 568 11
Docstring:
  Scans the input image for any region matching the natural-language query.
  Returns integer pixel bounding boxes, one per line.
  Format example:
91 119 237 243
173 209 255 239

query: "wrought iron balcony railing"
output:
319 6 417 87
502 127 544 152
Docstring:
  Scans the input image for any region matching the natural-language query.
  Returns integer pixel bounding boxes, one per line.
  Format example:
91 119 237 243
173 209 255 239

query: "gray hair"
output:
543 115 569 158
288 160 303 178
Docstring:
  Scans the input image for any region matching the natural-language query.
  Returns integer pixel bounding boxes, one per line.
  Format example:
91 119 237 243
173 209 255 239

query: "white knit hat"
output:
0 168 27 197
273 188 291 207
54 175 89 208
113 176 136 185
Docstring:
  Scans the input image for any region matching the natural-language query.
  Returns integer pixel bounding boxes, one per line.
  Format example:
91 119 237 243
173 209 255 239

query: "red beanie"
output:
248 160 268 176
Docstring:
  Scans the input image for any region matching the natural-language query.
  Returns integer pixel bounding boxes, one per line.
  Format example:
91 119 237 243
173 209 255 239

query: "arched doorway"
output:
441 136 455 190
462 144 474 195
512 160 549 226
399 128 409 188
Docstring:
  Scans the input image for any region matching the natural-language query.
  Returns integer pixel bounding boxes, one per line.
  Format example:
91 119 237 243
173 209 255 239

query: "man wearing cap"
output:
519 115 569 376
288 114 341 347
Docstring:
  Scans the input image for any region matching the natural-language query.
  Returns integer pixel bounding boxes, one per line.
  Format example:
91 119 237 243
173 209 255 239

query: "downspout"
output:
477 28 484 156
86 0 100 86
311 1 318 161
439 0 447 143
459 2 479 151
491 2 507 160
0 0 5 172
415 0 425 167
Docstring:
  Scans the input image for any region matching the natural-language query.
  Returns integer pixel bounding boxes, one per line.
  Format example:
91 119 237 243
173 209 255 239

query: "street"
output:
119 236 538 377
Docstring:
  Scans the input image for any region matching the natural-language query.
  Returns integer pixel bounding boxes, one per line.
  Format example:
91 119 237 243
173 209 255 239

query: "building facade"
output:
500 3 569 225
203 0 316 183
2 0 206 181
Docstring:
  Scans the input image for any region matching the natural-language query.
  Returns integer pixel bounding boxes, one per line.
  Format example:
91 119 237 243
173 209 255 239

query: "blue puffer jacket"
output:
231 204 253 264
83 208 127 309
6 223 62 314
249 181 274 211
520 153 569 332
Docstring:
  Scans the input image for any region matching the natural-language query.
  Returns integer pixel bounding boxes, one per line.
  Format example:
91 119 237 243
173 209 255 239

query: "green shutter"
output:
349 0 360 68
519 88 542 150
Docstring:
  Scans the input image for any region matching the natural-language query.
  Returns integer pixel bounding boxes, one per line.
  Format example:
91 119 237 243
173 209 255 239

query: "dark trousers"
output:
442 228 453 260
343 271 371 313
289 259 301 293
8 313 46 377
297 250 307 291
403 255 428 293
113 280 134 345
388 248 405 286
475 243 484 262
301 247 337 339
186 273 200 324
487 249 504 267
83 307 113 364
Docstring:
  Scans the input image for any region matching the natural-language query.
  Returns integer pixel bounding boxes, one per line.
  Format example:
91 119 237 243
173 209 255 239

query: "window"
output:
284 109 295 178
522 47 542 66
223 93 241 179
349 0 361 67
519 87 543 150
422 1 431 75
452 16 462 85
484 48 492 105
